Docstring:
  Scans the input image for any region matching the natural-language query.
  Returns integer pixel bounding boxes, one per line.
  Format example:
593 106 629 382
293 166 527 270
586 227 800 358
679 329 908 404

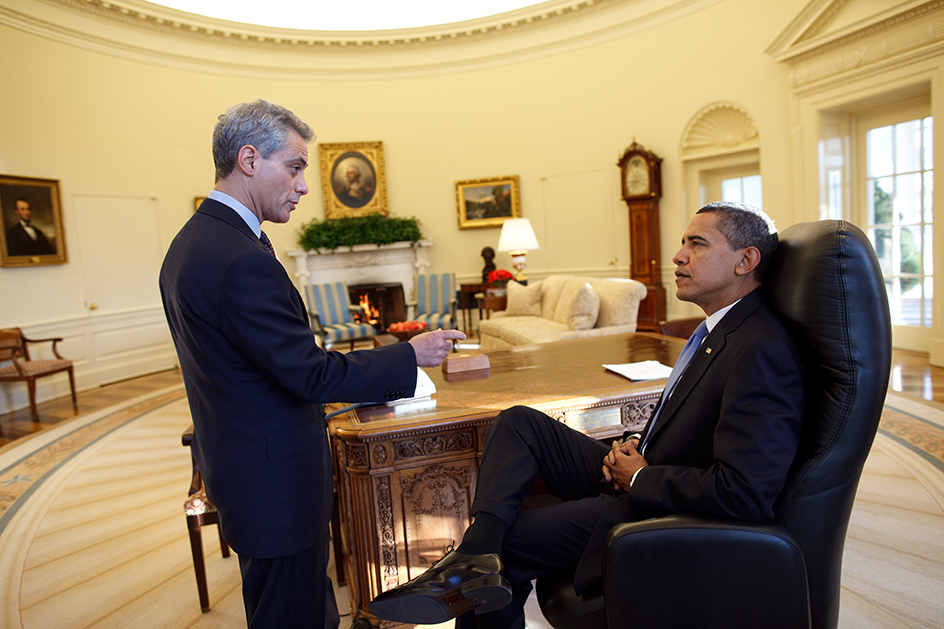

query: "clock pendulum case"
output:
617 141 666 331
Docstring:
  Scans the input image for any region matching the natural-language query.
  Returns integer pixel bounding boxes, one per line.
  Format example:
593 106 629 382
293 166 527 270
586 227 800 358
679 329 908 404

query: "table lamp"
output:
497 218 540 282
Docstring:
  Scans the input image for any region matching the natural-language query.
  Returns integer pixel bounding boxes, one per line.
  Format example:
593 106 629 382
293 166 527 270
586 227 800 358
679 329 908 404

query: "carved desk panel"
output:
328 332 681 626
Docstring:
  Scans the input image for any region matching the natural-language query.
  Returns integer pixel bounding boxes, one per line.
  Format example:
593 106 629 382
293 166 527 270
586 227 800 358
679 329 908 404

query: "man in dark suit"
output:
5 198 55 256
370 201 804 628
160 99 464 628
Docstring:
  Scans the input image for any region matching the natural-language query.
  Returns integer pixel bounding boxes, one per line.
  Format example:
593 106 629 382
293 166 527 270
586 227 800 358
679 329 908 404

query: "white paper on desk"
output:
603 360 673 381
387 368 436 404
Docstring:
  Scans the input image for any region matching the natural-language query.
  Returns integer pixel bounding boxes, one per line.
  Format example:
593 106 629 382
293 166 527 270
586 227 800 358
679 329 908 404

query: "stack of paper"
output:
603 361 673 381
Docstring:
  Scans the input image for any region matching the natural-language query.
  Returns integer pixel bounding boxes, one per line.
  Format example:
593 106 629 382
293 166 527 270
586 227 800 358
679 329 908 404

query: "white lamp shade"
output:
497 218 540 253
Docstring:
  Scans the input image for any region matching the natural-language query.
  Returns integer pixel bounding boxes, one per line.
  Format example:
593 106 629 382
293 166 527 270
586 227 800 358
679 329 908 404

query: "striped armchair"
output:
409 273 457 330
304 282 375 350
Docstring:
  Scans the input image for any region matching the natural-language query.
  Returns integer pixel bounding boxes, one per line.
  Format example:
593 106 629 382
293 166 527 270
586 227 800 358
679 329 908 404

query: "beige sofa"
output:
478 275 648 349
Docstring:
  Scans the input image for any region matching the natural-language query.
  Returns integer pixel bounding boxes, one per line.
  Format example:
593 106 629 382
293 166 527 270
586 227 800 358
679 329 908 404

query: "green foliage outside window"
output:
298 214 424 252
873 185 921 292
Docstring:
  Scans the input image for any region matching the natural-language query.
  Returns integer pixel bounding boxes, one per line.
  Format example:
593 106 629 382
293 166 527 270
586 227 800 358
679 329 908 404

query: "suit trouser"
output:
457 406 641 629
238 529 340 629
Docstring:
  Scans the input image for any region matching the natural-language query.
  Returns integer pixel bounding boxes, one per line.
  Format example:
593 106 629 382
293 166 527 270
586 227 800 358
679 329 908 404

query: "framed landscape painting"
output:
0 175 67 267
455 175 520 230
319 141 388 219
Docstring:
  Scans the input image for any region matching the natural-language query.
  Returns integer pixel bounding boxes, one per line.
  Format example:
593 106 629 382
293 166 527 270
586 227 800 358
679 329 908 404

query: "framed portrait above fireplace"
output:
0 174 67 268
319 141 388 219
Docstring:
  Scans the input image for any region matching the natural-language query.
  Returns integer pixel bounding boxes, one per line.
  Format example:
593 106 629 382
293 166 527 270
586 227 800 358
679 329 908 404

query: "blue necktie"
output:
259 231 276 258
640 320 709 453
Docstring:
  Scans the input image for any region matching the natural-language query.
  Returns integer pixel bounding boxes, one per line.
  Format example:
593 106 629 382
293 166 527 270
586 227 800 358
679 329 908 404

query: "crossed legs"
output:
455 406 637 628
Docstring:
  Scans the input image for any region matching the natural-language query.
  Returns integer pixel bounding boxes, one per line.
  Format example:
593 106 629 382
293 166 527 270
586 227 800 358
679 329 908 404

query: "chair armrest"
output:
23 335 66 359
604 514 810 629
308 312 327 337
181 424 194 447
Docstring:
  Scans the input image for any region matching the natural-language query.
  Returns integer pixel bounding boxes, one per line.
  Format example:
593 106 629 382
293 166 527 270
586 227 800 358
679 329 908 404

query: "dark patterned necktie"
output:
259 231 276 258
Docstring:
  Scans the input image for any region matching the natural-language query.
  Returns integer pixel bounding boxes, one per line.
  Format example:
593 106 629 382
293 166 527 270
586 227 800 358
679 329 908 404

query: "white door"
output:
73 196 163 314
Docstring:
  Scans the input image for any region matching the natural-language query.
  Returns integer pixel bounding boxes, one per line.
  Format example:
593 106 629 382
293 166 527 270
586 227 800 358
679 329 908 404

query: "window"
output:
865 116 933 328
721 175 763 207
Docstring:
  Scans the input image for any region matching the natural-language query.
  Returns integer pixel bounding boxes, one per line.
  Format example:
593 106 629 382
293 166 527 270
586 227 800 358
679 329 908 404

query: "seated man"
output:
369 201 805 628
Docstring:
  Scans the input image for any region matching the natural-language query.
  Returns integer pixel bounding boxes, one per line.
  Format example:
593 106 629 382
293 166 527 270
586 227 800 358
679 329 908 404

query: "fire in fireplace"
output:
348 283 406 331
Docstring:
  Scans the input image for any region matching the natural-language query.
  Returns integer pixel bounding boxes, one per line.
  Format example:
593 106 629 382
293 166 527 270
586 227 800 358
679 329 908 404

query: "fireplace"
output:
349 283 406 332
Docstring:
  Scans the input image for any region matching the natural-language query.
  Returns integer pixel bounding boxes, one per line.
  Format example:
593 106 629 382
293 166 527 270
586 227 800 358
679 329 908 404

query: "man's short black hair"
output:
697 201 778 281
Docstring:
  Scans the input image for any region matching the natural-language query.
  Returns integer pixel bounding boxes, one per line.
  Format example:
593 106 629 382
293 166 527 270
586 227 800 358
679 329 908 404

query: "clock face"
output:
625 155 650 196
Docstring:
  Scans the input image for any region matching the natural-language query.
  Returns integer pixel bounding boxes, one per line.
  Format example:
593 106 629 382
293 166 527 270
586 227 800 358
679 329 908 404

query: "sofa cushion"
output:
564 283 599 330
480 315 571 346
549 281 599 330
589 278 649 327
505 280 543 317
542 276 599 329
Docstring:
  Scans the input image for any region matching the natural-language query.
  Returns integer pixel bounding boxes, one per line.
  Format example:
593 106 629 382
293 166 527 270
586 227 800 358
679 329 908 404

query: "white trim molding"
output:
679 101 760 161
0 307 177 415
0 0 724 79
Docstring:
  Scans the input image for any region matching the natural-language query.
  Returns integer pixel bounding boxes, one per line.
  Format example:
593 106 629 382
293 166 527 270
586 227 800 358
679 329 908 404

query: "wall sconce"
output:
497 218 540 282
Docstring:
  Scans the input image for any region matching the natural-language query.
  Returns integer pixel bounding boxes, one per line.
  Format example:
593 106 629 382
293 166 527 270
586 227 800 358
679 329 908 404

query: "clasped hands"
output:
602 437 649 491
408 328 466 367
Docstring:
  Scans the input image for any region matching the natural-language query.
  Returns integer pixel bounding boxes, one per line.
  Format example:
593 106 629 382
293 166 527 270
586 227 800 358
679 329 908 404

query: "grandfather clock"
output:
618 141 665 332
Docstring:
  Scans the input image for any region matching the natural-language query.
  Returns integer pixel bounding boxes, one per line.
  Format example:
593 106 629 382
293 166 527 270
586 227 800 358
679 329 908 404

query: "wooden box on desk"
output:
327 333 682 626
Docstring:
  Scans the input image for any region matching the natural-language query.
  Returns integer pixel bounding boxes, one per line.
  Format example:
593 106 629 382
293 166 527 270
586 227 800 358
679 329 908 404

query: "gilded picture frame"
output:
319 141 388 219
455 175 521 230
0 175 67 268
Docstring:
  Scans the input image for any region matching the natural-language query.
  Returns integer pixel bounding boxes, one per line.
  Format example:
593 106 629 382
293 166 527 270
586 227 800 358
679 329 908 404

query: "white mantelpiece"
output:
287 240 432 302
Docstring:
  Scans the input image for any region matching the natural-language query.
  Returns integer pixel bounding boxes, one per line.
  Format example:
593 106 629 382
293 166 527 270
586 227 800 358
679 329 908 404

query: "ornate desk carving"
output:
328 332 681 626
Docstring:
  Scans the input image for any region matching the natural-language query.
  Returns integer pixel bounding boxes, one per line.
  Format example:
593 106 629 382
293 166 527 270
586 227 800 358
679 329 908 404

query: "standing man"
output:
5 198 55 256
160 99 464 628
370 201 805 628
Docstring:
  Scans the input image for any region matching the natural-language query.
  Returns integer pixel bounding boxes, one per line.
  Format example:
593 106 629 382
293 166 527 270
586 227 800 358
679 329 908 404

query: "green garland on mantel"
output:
297 213 424 252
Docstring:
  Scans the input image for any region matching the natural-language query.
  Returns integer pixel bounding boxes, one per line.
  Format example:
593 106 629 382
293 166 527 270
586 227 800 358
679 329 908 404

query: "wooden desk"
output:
328 332 681 626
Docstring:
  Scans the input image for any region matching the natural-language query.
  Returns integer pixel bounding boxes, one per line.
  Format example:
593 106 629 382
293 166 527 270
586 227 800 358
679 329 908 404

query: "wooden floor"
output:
0 369 185 448
2 348 943 448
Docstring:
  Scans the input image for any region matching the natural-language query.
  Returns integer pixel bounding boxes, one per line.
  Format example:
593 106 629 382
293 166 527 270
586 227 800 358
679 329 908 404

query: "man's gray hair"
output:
212 100 315 182
696 201 778 281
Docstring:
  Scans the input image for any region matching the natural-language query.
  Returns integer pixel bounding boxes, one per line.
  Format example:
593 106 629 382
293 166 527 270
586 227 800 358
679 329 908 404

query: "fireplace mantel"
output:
287 240 432 304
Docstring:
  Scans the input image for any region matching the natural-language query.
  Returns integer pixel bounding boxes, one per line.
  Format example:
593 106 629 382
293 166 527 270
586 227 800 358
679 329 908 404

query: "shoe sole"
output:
370 573 512 624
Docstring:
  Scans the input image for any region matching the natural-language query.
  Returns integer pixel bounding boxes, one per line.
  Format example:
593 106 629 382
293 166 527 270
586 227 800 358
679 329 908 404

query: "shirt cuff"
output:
629 468 643 487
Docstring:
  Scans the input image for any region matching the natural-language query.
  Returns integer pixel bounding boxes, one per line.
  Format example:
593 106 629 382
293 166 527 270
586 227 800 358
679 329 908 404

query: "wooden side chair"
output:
304 282 376 350
409 273 458 330
0 327 77 420
181 425 230 613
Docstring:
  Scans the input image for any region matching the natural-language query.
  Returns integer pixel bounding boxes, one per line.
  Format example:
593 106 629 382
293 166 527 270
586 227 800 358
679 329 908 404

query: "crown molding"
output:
0 0 723 79
767 0 942 63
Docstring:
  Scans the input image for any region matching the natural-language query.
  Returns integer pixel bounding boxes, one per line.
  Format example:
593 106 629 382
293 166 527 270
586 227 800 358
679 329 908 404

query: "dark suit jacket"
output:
160 198 417 558
574 289 804 592
631 288 804 522
6 222 55 256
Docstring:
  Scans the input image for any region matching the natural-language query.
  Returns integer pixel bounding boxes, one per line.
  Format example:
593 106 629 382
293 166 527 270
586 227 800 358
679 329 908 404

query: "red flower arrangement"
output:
488 269 514 285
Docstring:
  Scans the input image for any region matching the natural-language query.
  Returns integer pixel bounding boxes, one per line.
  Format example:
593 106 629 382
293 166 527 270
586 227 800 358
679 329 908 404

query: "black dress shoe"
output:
369 550 512 624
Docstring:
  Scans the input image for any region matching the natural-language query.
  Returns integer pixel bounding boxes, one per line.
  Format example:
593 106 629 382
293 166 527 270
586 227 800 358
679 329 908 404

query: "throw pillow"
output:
565 283 600 330
504 280 543 317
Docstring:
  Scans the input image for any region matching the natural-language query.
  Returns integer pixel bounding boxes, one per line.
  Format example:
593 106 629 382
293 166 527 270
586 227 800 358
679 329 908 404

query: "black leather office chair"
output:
537 220 892 629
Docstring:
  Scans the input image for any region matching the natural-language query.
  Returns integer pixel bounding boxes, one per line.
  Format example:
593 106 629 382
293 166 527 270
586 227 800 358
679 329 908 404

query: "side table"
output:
458 283 490 333
477 294 507 319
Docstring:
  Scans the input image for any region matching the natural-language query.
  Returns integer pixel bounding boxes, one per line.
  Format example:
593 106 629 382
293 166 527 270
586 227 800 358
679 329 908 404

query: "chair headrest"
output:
764 220 891 507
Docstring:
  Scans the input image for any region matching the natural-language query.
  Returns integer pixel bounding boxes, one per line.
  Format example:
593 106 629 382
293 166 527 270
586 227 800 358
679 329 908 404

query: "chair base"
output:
536 574 606 629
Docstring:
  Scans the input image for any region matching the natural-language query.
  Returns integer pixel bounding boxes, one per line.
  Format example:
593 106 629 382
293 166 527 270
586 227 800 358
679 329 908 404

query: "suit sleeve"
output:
218 250 417 403
627 334 804 522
